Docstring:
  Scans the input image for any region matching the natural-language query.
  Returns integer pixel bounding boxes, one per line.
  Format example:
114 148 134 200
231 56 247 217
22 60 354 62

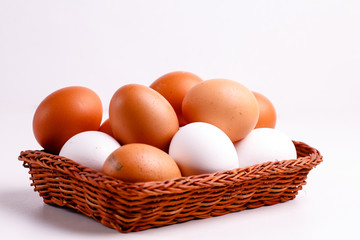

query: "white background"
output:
1 0 359 239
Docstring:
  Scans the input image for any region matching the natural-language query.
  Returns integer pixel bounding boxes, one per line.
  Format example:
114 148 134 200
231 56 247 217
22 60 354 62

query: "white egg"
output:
169 122 239 176
234 128 297 168
59 131 121 171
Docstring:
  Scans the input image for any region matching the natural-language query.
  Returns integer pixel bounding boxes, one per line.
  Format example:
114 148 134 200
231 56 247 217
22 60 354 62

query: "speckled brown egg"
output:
109 84 179 151
150 71 203 126
102 143 182 182
182 79 259 142
252 91 277 129
33 86 103 154
98 119 115 138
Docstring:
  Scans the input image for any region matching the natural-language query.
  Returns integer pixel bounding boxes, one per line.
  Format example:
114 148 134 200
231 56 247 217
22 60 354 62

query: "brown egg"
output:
98 119 115 138
182 79 259 142
102 143 182 182
33 86 103 154
150 71 203 126
109 84 179 151
252 91 277 129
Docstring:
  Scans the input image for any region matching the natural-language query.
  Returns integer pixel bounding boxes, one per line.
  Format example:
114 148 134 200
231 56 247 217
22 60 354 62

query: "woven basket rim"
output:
19 141 322 196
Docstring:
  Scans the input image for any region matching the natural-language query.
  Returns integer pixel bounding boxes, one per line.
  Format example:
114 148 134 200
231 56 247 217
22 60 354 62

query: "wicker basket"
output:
18 141 322 233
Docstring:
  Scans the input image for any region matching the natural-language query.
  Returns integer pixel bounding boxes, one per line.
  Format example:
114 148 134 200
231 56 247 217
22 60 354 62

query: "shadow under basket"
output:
18 141 322 233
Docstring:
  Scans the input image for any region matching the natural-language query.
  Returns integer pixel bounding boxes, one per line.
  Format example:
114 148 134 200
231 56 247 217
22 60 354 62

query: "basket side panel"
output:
24 162 313 233
19 141 322 233
103 167 312 232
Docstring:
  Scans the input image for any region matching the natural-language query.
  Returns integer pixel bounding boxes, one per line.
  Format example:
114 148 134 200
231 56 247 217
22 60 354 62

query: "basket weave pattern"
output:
18 141 322 233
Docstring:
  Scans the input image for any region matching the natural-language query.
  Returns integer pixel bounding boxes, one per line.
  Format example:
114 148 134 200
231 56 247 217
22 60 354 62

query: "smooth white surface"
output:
59 131 121 171
235 128 297 168
169 122 239 176
1 0 359 239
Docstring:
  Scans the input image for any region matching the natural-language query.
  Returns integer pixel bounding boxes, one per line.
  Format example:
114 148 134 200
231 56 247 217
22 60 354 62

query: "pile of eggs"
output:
32 71 297 182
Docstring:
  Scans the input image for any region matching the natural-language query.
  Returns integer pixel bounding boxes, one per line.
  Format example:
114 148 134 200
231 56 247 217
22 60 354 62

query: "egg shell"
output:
59 131 121 171
32 86 103 154
98 119 115 138
234 128 297 168
150 71 203 126
169 122 239 176
102 143 181 182
109 84 179 151
253 91 277 129
182 79 259 142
